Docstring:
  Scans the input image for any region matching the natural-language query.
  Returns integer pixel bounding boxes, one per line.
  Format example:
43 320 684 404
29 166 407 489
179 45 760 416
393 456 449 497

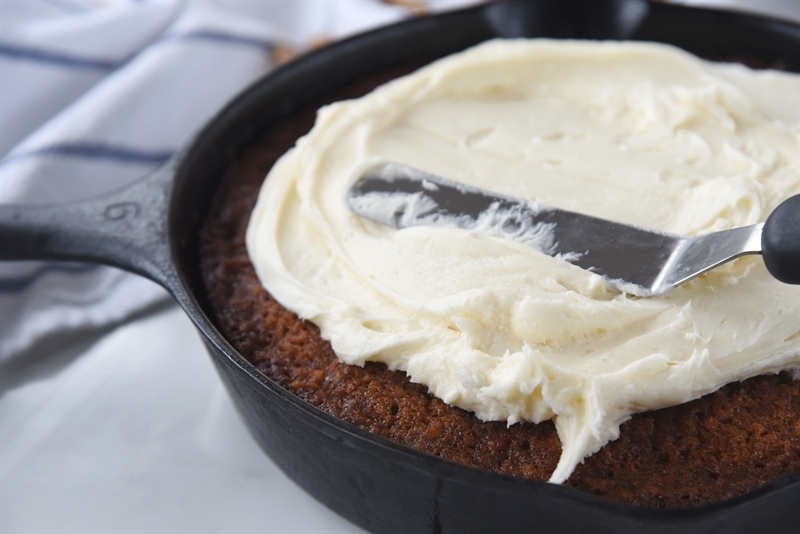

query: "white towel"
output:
0 0 482 360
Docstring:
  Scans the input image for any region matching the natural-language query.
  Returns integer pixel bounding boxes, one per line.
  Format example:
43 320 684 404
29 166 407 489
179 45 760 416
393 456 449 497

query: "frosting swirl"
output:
247 40 800 482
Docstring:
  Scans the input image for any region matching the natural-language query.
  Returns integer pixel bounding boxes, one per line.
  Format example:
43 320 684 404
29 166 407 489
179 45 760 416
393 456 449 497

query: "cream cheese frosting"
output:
246 39 800 483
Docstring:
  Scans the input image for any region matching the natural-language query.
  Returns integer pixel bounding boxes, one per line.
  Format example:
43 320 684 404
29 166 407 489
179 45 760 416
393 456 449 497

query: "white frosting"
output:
246 40 800 483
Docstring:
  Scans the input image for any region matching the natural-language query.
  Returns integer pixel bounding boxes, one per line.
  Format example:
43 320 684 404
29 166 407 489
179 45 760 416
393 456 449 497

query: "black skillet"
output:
2 0 799 532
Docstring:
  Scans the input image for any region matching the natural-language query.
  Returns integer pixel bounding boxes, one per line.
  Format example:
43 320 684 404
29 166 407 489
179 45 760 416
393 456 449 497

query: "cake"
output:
200 40 800 508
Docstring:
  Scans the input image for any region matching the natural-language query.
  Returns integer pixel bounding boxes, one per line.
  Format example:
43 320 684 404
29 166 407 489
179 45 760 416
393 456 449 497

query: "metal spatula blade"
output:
347 162 800 296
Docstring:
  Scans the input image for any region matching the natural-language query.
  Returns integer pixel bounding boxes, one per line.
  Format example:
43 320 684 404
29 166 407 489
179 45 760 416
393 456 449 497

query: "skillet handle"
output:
0 162 176 289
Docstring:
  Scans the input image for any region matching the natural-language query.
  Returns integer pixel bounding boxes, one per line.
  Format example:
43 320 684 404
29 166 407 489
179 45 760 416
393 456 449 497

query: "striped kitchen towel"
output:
0 0 482 360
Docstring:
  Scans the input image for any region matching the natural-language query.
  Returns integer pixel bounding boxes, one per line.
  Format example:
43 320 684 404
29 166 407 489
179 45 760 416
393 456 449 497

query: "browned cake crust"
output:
199 60 800 509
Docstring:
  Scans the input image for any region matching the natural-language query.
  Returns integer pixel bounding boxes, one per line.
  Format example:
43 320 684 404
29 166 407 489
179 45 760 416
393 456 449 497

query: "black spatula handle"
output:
762 194 800 284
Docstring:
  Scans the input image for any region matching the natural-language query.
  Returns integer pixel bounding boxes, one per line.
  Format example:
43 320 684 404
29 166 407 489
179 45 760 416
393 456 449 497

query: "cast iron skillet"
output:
2 0 799 532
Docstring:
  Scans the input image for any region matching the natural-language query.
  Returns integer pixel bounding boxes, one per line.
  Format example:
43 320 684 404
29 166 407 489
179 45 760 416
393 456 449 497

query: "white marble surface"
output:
1 296 366 533
2 2 798 534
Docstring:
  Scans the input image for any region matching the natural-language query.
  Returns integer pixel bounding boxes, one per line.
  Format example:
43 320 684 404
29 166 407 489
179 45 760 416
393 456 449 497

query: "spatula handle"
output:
762 194 800 284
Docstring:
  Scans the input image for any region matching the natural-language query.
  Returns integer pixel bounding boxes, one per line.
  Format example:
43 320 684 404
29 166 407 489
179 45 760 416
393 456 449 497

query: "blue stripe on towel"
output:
0 42 120 70
0 263 99 294
1 28 273 72
2 142 175 167
157 30 275 51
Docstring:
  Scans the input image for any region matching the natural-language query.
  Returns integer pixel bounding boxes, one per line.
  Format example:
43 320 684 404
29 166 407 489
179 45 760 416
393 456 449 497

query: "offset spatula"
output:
347 162 800 296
